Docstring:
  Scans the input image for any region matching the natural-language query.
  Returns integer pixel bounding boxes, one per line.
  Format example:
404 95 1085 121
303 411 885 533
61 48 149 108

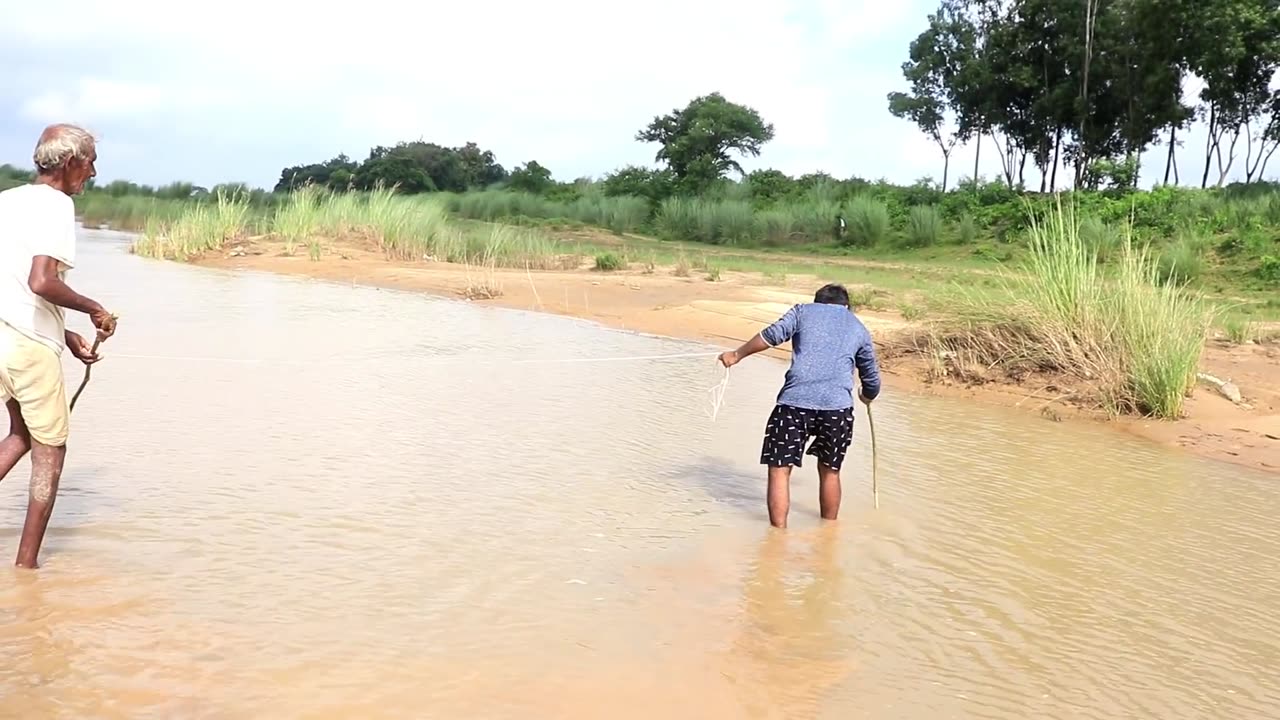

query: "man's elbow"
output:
27 273 50 298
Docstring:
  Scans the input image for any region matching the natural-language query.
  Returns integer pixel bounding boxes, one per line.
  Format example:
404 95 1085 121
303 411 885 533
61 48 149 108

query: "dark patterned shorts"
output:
760 404 855 470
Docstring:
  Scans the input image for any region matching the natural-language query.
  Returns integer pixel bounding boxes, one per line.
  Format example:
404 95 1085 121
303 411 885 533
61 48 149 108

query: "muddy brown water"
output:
2 228 1278 719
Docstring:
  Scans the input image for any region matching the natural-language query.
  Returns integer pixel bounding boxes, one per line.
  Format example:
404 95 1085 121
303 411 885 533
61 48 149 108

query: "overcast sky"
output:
0 0 1252 191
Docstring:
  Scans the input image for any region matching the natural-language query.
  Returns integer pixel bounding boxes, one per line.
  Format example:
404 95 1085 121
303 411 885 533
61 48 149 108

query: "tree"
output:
745 169 797 203
889 9 964 190
275 154 359 192
601 165 676 205
1185 0 1280 187
508 161 554 194
354 151 435 193
636 92 775 194
453 141 508 189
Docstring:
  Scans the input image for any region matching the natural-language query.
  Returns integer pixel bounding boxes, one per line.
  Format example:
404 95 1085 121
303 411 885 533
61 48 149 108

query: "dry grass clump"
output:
906 199 1212 418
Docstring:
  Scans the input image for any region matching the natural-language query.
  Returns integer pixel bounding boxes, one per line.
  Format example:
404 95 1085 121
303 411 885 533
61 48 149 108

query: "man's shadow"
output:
661 456 766 517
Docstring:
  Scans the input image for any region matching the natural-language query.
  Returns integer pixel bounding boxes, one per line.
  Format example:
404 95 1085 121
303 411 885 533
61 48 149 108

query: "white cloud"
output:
20 78 169 123
7 0 1111 189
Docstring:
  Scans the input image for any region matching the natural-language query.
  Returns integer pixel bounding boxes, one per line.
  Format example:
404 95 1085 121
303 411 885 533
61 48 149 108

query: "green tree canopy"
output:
636 92 775 193
508 160 554 194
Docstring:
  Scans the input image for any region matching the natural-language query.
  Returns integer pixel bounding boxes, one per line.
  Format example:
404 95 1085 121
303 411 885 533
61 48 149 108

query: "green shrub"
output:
844 196 890 247
1157 230 1208 285
594 252 624 271
1078 216 1118 262
957 215 978 245
1260 255 1280 284
1223 316 1257 344
906 205 942 247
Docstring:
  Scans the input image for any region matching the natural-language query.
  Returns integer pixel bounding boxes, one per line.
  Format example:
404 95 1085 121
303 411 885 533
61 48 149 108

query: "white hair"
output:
32 124 97 172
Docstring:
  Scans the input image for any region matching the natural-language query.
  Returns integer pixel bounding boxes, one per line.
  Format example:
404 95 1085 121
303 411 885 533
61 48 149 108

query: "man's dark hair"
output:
814 283 850 307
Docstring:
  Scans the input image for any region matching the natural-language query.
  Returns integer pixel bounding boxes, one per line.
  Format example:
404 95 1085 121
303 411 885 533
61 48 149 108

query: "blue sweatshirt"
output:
759 303 882 411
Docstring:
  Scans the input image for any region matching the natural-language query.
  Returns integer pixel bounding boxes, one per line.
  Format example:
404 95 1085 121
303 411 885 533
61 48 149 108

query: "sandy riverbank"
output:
186 234 1278 475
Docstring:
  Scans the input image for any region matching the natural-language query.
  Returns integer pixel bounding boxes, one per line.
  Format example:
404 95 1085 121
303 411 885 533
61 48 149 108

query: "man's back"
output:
0 183 77 353
760 302 880 411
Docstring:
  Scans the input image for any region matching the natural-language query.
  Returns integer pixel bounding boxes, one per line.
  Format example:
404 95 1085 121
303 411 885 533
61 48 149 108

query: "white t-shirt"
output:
0 184 77 354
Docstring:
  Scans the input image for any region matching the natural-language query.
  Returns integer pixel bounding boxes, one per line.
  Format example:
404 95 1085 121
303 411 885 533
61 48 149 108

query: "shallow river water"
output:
2 228 1278 719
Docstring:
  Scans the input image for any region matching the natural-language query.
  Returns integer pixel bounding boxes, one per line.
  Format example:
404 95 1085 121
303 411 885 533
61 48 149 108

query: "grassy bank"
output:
90 184 1267 421
444 183 1280 293
75 182 1280 324
906 201 1214 419
130 187 571 272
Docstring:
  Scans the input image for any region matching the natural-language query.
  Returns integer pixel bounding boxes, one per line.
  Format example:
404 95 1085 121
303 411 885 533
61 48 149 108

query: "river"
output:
2 228 1278 719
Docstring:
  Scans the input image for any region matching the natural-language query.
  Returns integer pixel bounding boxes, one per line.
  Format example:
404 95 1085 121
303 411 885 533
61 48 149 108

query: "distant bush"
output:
906 206 942 247
844 196 891 247
594 252 624 271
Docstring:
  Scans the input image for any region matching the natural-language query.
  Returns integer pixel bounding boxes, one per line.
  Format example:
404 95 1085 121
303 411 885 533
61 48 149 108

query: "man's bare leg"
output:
0 400 33 482
766 465 793 529
818 464 841 521
15 441 66 569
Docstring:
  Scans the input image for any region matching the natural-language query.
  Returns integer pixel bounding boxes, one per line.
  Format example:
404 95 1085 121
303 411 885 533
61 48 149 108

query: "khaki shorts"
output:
0 323 69 447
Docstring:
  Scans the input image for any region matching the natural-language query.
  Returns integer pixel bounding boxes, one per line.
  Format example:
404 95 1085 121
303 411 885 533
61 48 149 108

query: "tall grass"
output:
921 199 1211 418
657 197 755 245
1078 216 1118 262
447 190 648 234
1157 227 1209 285
1223 316 1258 344
132 190 251 260
957 215 978 245
906 206 942 247
844 196 891 247
133 186 570 270
273 185 323 254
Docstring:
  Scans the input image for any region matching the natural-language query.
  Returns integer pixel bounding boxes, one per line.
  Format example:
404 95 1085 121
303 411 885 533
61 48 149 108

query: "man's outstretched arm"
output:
719 306 799 367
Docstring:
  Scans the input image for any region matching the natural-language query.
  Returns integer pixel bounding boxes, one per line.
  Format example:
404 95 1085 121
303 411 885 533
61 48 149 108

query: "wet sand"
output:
188 234 1279 475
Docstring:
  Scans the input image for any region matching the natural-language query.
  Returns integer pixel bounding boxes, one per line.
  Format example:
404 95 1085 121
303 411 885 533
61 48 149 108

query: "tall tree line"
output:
889 0 1280 191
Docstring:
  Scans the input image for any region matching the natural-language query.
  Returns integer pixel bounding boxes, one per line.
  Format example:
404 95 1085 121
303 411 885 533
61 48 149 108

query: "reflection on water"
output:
2 228 1279 719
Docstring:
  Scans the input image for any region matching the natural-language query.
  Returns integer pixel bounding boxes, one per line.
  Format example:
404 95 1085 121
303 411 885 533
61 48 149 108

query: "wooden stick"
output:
867 403 879 509
69 317 117 413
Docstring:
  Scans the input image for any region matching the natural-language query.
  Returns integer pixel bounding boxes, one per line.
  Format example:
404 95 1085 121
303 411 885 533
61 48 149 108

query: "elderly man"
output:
0 124 116 569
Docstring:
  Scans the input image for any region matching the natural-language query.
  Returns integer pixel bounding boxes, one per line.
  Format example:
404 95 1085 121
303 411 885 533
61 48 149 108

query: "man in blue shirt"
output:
718 283 881 528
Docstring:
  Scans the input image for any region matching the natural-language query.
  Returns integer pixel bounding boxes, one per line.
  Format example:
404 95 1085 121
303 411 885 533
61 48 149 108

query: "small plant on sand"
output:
308 239 322 262
594 252 624 271
706 265 723 282
898 303 925 321
847 287 887 312
673 255 692 277
762 270 788 285
1222 316 1257 344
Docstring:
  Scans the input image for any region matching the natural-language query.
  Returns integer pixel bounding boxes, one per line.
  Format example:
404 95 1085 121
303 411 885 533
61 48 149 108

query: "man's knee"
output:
6 429 32 452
